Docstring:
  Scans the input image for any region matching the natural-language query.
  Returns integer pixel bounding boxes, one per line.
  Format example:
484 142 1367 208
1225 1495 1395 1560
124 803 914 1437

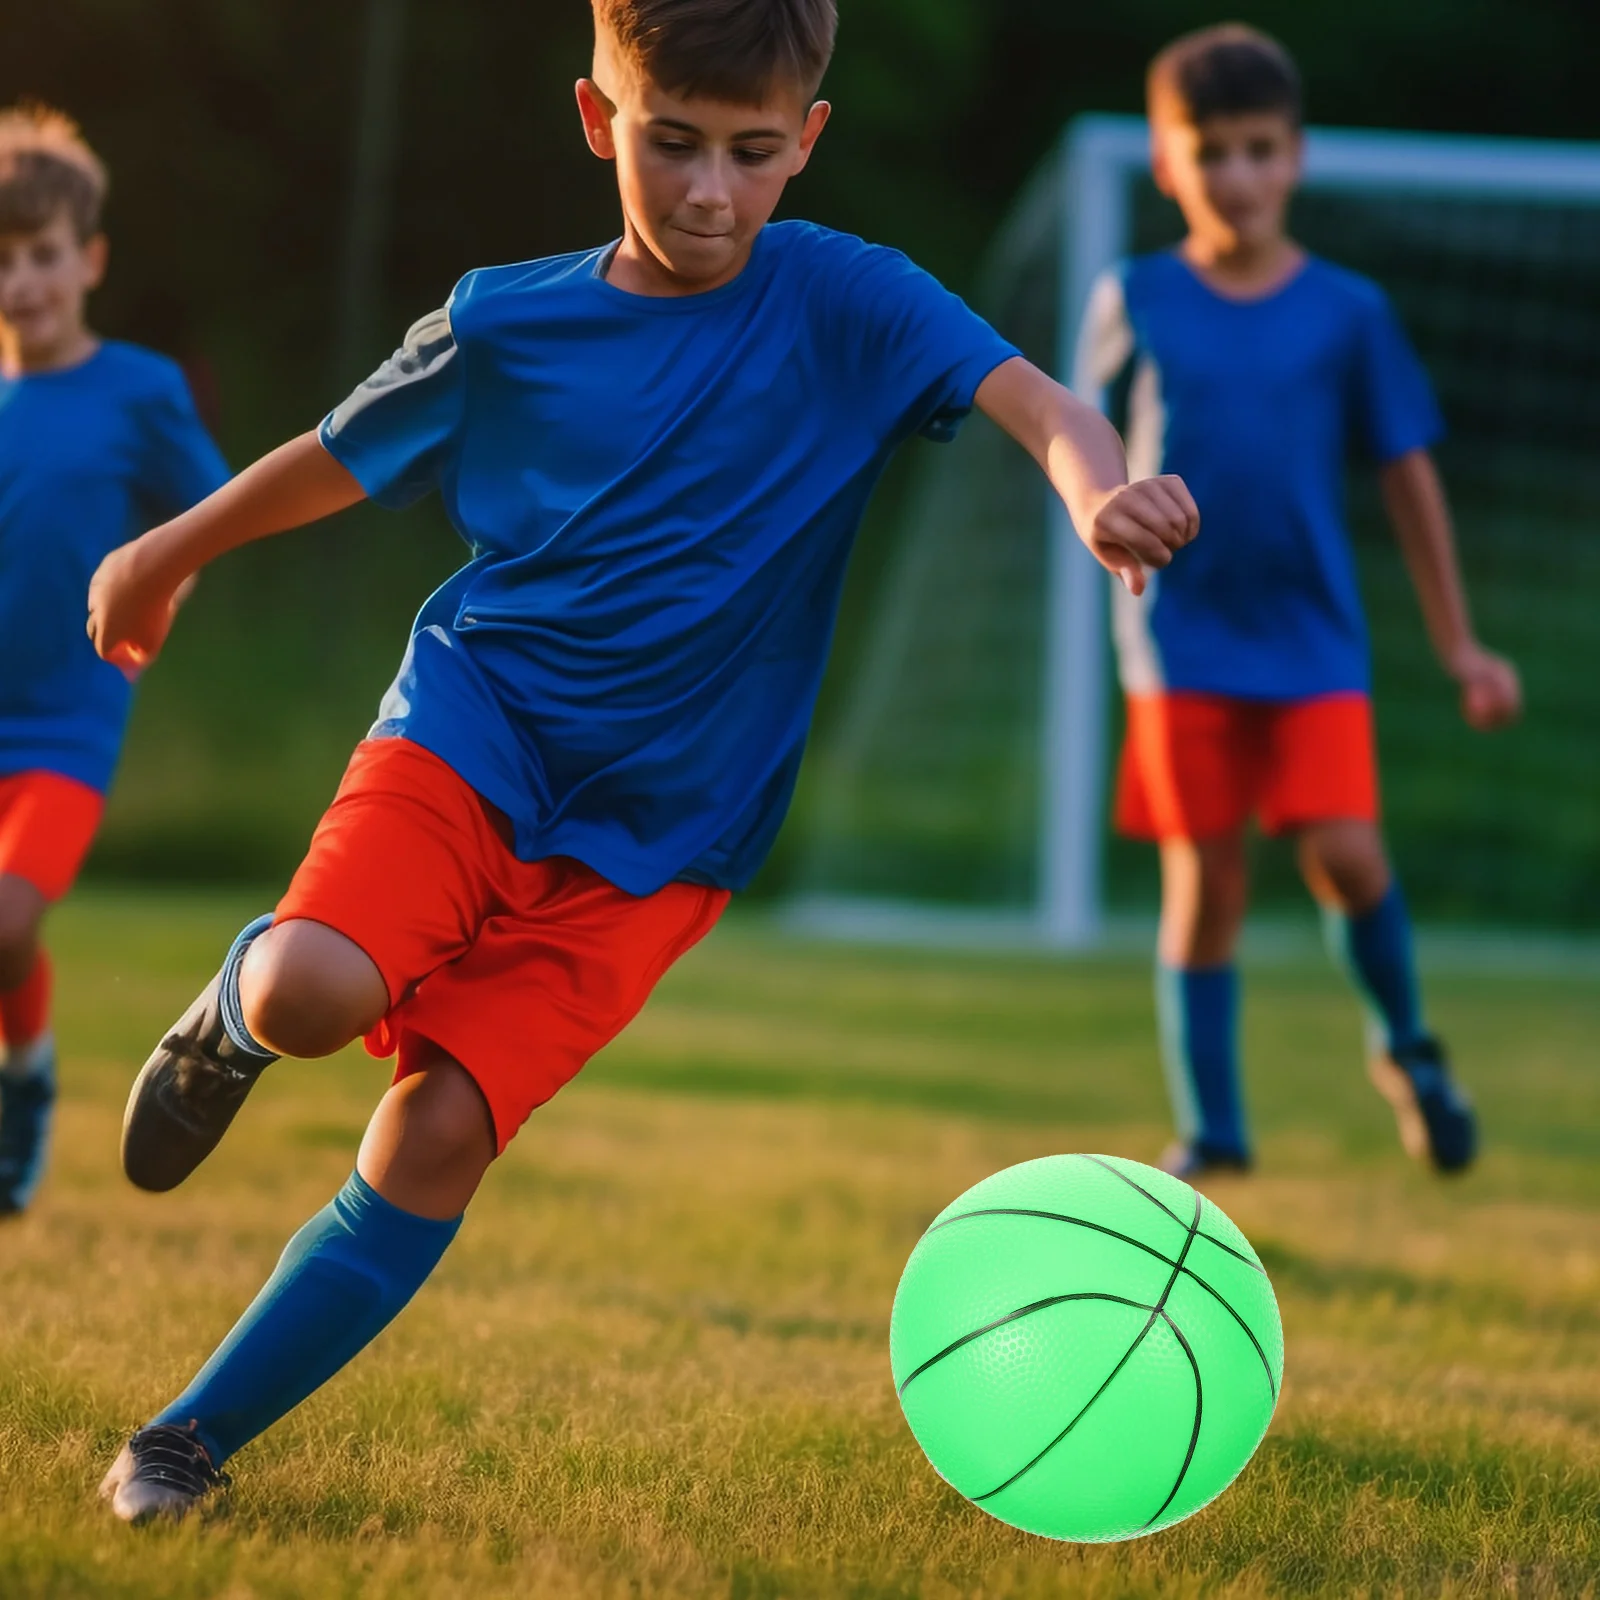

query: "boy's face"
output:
0 209 105 368
577 45 830 294
1151 110 1302 255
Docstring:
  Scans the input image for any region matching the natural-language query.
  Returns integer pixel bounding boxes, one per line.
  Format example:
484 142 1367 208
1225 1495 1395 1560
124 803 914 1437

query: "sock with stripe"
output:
1156 963 1248 1160
219 914 280 1063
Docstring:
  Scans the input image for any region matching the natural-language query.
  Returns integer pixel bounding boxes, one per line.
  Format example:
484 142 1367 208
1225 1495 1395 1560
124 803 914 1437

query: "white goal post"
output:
789 115 1600 954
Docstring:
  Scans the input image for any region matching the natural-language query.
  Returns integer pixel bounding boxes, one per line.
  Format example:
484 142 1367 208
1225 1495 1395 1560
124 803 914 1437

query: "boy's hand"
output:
1446 640 1522 730
1083 476 1200 597
87 538 186 681
971 362 1198 594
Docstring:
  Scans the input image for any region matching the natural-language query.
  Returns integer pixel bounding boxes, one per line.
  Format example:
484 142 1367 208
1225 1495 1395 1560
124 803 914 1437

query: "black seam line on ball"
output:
1078 1154 1189 1228
1141 1311 1203 1529
973 1193 1202 1504
1194 1233 1267 1274
925 1208 1276 1401
1077 1155 1266 1275
895 1294 1157 1397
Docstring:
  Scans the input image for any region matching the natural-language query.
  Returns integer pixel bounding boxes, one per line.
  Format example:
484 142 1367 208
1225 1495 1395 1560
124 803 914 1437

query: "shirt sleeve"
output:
320 298 466 507
136 363 231 521
1350 288 1445 464
830 242 1021 443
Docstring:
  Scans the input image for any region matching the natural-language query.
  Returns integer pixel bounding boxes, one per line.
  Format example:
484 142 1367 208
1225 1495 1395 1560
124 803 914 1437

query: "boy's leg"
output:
1298 819 1475 1171
120 916 391 1193
103 739 728 1524
105 741 500 1521
0 772 105 1212
1297 820 1422 1051
0 875 52 1213
101 1044 488 1523
121 740 494 1194
1117 694 1262 1177
1155 831 1252 1173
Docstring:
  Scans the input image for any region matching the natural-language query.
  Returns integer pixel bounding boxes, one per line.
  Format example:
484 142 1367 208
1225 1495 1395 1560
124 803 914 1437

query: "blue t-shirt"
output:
1079 252 1443 700
0 341 230 791
321 221 1018 895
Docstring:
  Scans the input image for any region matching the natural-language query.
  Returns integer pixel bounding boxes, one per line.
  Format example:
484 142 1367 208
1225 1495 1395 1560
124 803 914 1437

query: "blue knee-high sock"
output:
152 1172 461 1464
1324 884 1427 1055
1156 964 1247 1159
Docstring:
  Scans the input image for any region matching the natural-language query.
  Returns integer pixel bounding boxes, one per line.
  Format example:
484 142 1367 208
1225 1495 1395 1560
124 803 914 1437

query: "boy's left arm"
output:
975 356 1198 594
1381 448 1522 730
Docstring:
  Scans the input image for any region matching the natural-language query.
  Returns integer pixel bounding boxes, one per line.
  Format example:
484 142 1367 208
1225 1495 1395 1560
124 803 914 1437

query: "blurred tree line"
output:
3 0 1597 891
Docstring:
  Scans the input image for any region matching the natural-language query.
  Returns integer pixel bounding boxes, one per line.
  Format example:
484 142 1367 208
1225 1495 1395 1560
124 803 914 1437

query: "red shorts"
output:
0 770 105 901
1115 691 1379 842
276 739 730 1152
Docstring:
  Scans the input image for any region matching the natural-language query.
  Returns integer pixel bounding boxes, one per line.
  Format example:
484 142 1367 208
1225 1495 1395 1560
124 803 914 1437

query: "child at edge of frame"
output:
85 0 1201 1523
1074 23 1522 1185
0 104 229 1218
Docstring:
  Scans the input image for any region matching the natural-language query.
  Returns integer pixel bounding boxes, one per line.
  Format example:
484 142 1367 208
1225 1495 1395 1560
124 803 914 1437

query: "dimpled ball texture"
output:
891 1153 1283 1542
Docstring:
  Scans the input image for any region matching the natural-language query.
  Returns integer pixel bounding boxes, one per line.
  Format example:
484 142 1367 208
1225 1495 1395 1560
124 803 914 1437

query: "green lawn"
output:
2 890 1598 1599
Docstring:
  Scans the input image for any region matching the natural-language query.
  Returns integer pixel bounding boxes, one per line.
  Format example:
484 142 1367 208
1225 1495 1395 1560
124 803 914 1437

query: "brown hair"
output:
1147 24 1303 129
0 103 108 241
593 0 838 104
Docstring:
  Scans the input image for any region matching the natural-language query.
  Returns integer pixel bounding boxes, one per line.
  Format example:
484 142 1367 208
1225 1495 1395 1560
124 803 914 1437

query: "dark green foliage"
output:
3 2 1596 896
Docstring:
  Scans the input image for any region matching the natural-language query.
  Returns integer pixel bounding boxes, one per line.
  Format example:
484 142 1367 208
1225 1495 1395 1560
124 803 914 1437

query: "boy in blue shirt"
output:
1078 26 1522 1183
0 105 228 1216
88 0 1199 1522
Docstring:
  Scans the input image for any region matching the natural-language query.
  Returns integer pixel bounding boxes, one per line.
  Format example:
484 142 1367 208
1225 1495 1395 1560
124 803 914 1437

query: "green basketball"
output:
891 1153 1283 1542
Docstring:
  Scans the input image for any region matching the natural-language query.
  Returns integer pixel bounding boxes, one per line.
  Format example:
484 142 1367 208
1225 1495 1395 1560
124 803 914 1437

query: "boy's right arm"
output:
88 431 365 676
976 356 1197 593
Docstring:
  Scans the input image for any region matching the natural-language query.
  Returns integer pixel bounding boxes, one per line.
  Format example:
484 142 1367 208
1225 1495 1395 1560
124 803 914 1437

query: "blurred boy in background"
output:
1077 26 1521 1181
0 104 228 1214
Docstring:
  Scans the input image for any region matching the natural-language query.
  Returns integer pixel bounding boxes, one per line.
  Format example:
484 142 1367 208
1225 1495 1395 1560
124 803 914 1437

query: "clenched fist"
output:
1082 475 1200 595
86 538 191 680
1446 640 1522 731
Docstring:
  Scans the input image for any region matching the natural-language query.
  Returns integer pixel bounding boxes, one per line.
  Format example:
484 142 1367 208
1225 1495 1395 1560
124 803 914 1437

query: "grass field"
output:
2 891 1598 1599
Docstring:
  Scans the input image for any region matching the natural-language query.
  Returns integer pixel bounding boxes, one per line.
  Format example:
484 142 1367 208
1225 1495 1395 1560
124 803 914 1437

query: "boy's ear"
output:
83 233 109 291
575 78 618 161
1148 126 1179 199
791 100 832 176
1286 125 1307 182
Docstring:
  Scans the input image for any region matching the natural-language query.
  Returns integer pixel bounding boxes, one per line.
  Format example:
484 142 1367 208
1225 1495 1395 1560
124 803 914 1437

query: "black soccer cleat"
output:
100 1421 230 1525
1369 1034 1477 1174
121 916 276 1193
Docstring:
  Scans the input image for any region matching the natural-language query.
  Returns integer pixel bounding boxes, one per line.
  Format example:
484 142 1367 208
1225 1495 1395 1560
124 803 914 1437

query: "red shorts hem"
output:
1115 691 1379 843
276 739 729 1151
0 771 105 901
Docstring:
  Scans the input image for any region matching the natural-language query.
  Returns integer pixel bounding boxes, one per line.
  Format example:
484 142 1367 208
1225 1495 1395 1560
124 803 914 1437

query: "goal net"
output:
789 116 1600 947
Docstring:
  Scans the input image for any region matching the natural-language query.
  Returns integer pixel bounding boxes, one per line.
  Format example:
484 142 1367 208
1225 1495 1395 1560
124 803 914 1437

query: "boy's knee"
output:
239 922 388 1059
412 1067 497 1166
358 1059 498 1217
0 879 44 989
1199 849 1249 913
1192 838 1250 929
1300 821 1390 912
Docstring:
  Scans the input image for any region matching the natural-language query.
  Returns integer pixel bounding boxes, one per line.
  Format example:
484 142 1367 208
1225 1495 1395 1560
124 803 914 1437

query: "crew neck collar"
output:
17 337 107 379
588 230 771 313
1171 249 1313 308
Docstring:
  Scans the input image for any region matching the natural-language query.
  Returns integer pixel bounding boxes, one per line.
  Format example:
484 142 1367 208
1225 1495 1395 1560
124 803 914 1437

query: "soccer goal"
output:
788 115 1600 951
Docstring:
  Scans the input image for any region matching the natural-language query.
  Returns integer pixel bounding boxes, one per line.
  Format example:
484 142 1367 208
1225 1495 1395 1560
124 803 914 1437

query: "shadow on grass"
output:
1256 1240 1600 1339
